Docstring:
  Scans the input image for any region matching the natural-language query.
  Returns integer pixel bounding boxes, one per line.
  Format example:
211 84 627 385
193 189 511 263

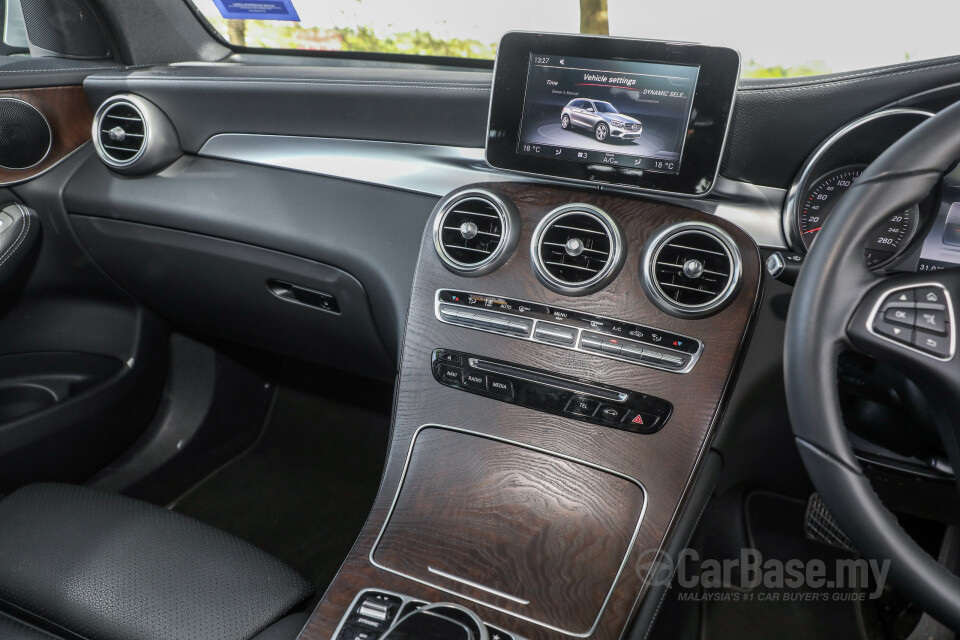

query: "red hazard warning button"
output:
623 411 659 431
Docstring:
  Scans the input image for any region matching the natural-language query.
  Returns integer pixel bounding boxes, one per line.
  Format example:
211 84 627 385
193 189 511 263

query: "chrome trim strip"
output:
196 134 788 249
434 289 704 375
368 424 650 638
782 108 934 253
865 282 955 361
427 567 531 606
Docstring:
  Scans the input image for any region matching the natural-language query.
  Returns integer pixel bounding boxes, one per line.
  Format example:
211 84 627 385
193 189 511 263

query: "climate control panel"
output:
435 289 702 373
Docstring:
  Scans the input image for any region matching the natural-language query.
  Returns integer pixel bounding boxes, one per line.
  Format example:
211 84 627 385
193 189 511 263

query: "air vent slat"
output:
450 208 500 219
542 241 609 256
435 194 513 274
642 224 742 318
543 261 602 274
449 245 494 255
95 100 146 167
552 224 609 236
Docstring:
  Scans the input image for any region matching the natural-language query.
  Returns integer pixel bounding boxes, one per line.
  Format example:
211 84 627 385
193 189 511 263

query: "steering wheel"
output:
786 99 960 629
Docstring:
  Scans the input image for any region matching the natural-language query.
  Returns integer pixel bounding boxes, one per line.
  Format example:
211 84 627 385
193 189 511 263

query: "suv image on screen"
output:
560 99 643 142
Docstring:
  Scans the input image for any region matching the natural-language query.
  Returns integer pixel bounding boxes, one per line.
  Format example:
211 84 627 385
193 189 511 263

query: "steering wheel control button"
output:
869 284 954 360
873 318 914 344
915 309 947 334
883 307 915 327
596 404 627 422
487 376 514 398
917 287 945 306
912 331 951 358
886 289 915 304
564 396 600 417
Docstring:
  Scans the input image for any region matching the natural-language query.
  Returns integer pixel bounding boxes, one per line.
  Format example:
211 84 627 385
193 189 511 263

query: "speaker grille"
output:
0 99 51 170
20 0 110 58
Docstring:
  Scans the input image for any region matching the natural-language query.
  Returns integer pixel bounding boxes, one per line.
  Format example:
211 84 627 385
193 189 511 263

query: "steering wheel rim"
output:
785 99 960 629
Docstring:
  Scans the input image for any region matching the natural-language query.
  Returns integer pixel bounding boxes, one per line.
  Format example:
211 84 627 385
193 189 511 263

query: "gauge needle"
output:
803 227 822 234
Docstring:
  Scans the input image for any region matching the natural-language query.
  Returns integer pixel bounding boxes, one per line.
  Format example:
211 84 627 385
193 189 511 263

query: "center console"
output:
298 33 758 640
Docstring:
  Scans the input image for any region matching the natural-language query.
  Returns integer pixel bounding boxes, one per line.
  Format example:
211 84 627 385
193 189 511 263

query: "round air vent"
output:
433 190 519 276
95 99 145 166
640 222 742 318
92 95 180 175
531 204 625 296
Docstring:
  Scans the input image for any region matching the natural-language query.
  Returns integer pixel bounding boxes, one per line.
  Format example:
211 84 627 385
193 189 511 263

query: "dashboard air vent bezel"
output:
531 204 626 296
92 94 181 175
433 189 519 276
640 222 742 318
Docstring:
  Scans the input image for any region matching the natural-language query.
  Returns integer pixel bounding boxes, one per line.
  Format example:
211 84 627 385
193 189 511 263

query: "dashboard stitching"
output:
0 64 153 75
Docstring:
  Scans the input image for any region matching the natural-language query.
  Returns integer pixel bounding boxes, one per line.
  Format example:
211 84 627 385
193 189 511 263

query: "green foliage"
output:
337 26 497 58
741 59 832 78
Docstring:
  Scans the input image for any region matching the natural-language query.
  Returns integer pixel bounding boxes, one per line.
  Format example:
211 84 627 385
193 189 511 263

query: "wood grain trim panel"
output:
300 182 764 640
370 426 647 636
0 86 92 185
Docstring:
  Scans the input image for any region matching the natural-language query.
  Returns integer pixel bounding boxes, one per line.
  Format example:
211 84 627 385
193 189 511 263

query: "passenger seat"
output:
0 484 312 640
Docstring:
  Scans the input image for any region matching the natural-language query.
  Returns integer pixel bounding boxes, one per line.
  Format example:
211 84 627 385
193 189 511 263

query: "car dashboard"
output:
9 39 957 640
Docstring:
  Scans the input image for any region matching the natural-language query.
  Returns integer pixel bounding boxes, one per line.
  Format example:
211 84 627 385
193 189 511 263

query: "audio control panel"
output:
432 349 672 433
435 290 703 373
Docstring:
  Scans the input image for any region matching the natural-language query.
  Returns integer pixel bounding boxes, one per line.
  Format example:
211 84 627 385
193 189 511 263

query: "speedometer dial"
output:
799 165 920 268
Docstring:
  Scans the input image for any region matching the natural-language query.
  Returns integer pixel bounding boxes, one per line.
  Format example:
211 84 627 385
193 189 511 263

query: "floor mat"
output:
171 367 392 595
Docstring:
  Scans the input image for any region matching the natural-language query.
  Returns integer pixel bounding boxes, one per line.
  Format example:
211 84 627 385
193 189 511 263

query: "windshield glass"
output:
189 0 960 78
593 102 619 114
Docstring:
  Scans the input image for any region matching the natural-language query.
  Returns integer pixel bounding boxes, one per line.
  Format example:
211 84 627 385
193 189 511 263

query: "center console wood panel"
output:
372 427 646 635
299 182 763 640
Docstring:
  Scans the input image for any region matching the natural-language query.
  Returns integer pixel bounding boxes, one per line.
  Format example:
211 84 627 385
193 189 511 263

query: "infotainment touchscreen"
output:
517 54 699 174
486 33 740 197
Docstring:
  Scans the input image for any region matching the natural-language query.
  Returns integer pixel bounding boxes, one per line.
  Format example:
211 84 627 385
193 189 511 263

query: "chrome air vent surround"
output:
641 222 742 318
92 94 181 175
433 189 519 276
94 98 145 167
531 204 625 296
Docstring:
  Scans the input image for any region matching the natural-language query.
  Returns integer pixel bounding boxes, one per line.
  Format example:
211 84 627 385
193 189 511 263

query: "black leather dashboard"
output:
81 55 960 189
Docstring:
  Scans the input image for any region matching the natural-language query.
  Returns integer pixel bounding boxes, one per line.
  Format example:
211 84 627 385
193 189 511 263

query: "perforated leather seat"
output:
0 484 313 640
